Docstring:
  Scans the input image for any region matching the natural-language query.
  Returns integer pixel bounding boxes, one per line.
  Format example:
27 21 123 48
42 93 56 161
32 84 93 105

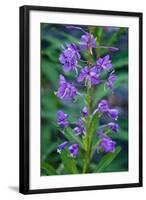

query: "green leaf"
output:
63 127 84 149
94 146 121 172
41 162 58 175
88 114 99 134
60 149 78 174
41 59 58 88
83 114 99 151
106 28 125 46
111 129 128 141
113 57 128 69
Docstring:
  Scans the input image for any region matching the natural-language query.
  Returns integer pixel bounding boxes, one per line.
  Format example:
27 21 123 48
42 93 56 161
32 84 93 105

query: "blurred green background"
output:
41 23 128 175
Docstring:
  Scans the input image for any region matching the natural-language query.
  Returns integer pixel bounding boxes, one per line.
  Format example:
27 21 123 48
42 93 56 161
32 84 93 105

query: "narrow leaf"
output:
41 162 58 175
94 146 121 172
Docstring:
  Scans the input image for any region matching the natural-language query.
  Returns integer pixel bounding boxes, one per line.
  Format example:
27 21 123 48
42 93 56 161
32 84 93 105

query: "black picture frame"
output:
19 5 143 194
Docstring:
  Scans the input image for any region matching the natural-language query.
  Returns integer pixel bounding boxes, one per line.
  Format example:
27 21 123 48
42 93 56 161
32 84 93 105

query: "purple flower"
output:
77 66 88 82
107 72 116 90
77 66 100 85
99 136 116 152
57 141 68 153
96 100 119 121
73 119 85 135
80 33 96 50
108 122 119 133
98 100 109 112
67 43 80 59
56 75 77 100
108 109 119 120
96 55 112 72
59 43 80 72
57 110 69 128
69 143 78 157
82 106 88 118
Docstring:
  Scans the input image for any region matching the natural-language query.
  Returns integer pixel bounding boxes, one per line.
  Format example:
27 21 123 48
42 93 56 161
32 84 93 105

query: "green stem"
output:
82 32 92 173
83 145 91 173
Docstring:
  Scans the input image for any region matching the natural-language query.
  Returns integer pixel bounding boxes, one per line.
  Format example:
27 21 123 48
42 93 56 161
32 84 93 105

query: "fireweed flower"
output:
69 143 78 157
56 75 77 100
80 33 96 50
99 136 116 152
93 100 119 121
108 109 119 120
96 55 112 73
73 119 85 135
98 99 109 112
77 66 100 85
67 43 81 59
82 106 88 118
108 122 119 133
59 43 80 72
57 141 68 153
107 72 116 90
57 110 69 128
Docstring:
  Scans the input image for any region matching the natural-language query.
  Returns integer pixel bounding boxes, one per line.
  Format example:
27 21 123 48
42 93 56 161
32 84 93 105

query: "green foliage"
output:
41 162 58 175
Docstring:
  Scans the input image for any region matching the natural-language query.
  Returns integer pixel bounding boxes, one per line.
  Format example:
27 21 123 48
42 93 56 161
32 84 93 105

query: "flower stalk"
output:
55 26 120 174
83 33 93 173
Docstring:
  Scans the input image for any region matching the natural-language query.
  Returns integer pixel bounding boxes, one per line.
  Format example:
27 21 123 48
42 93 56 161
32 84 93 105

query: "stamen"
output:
61 88 69 99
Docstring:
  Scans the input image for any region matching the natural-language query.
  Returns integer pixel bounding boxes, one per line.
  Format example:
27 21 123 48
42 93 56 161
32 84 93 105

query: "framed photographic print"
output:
19 5 143 194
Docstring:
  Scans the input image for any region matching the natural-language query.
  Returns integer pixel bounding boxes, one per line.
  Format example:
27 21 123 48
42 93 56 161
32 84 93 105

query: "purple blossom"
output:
82 106 88 118
73 119 85 135
107 72 116 90
57 141 68 153
67 43 80 59
59 43 80 72
98 100 109 112
56 75 77 100
108 109 119 120
77 66 88 82
96 100 119 121
57 110 69 128
99 136 116 152
80 33 96 50
77 66 100 85
108 122 119 133
69 143 78 157
96 55 112 72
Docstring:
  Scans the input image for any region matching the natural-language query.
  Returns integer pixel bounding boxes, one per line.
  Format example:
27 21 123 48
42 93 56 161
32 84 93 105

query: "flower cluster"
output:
97 99 119 120
56 75 77 100
80 33 96 50
55 26 120 159
77 66 100 85
99 135 116 153
59 43 80 72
